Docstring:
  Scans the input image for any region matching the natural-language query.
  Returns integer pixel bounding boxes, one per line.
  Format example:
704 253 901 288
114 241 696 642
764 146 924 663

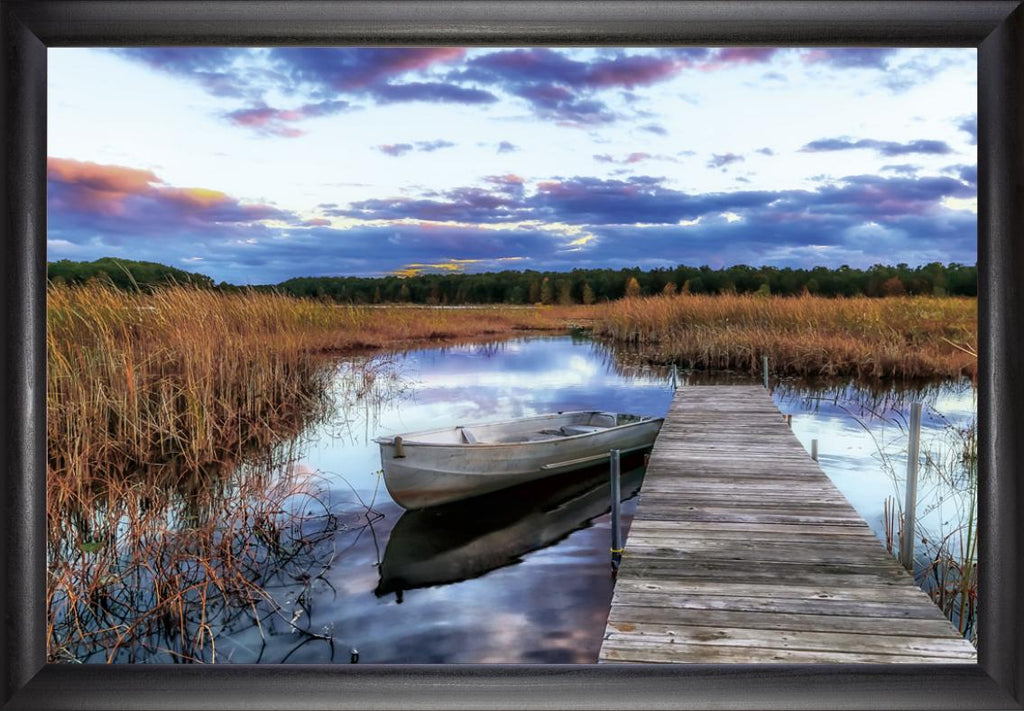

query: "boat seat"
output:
560 425 605 436
461 428 478 444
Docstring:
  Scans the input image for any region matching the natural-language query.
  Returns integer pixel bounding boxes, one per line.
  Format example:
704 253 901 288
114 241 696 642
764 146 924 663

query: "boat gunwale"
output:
373 411 663 449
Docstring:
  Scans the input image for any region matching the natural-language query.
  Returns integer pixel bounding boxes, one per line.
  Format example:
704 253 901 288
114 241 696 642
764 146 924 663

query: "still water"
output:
213 336 676 663
87 335 976 663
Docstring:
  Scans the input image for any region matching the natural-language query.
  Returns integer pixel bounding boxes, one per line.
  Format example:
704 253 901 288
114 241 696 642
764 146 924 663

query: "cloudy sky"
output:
47 47 976 285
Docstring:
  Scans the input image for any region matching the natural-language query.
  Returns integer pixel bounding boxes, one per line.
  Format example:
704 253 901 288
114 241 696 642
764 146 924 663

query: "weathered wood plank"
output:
599 645 975 664
602 625 977 657
598 385 976 664
609 592 949 620
626 520 876 536
617 557 916 581
611 580 936 604
606 606 964 638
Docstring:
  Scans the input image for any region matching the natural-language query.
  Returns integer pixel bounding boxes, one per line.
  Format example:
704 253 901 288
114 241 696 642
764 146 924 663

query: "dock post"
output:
762 354 769 389
811 438 818 461
610 449 623 571
670 363 678 390
899 403 923 573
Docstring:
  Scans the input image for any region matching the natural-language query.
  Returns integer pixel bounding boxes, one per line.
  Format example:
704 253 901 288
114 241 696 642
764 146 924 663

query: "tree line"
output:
49 258 978 304
48 258 216 290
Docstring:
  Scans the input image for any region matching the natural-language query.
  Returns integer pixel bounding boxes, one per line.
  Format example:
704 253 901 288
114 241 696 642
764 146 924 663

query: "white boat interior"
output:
395 411 651 446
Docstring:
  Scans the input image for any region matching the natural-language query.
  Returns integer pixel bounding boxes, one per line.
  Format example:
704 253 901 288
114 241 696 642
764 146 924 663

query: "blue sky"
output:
47 47 976 284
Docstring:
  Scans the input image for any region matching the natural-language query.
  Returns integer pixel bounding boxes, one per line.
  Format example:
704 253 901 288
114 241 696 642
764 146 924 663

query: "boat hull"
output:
375 456 648 597
377 415 661 509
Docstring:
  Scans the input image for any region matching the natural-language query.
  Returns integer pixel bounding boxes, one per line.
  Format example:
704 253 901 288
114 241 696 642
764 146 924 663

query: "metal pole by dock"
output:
899 403 923 573
610 449 623 571
762 355 769 389
811 438 818 461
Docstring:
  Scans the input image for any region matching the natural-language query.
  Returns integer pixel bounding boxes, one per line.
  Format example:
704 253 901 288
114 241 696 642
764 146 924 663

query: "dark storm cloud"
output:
332 186 530 223
48 155 978 283
114 46 791 134
801 137 953 156
958 115 977 144
146 222 562 283
462 48 683 92
708 153 745 169
114 47 486 136
370 82 497 105
455 47 782 125
593 152 671 165
224 99 351 137
881 164 920 177
943 164 977 186
801 48 899 70
377 144 414 157
416 139 456 152
328 172 974 231
266 47 466 89
482 174 527 196
376 140 456 157
639 123 668 136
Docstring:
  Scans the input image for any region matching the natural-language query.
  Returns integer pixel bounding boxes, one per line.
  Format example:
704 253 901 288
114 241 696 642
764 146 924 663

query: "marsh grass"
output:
593 293 977 380
47 283 580 485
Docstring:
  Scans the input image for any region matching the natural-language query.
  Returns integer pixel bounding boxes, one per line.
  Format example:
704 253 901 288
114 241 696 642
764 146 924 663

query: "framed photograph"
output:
2 1 1022 709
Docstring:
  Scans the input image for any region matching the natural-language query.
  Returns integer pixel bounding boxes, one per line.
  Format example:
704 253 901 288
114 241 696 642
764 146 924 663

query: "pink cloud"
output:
225 99 349 137
47 157 292 228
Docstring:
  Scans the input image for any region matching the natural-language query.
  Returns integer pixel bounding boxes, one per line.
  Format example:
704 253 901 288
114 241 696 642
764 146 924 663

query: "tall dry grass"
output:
47 283 582 484
593 293 977 380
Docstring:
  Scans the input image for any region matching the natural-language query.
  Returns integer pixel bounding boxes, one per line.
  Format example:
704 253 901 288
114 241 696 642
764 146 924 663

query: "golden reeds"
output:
592 293 977 380
47 283 582 485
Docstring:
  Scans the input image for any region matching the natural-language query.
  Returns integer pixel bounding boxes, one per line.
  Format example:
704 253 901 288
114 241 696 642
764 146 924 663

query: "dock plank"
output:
597 385 976 664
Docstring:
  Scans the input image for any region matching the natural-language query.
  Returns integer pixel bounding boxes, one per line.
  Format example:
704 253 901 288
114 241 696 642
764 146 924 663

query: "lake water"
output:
75 335 976 663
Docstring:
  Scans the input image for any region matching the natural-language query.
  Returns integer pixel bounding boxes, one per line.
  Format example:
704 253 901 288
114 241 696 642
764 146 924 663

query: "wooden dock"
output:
598 385 977 664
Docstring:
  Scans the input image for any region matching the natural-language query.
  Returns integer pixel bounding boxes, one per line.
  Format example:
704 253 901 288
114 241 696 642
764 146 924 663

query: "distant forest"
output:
48 258 978 304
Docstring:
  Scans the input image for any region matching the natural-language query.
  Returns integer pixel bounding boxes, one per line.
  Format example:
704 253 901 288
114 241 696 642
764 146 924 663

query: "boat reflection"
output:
374 451 647 599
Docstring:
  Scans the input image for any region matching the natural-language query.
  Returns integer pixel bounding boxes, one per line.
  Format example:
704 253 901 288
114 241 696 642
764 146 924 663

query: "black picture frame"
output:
2 1 1021 709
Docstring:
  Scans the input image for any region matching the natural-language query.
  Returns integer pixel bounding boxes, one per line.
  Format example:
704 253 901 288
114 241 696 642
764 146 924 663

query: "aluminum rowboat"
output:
374 410 662 509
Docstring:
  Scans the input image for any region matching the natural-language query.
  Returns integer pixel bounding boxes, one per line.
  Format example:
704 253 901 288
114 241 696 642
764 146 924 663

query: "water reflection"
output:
376 453 647 600
271 336 673 664
48 453 351 664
